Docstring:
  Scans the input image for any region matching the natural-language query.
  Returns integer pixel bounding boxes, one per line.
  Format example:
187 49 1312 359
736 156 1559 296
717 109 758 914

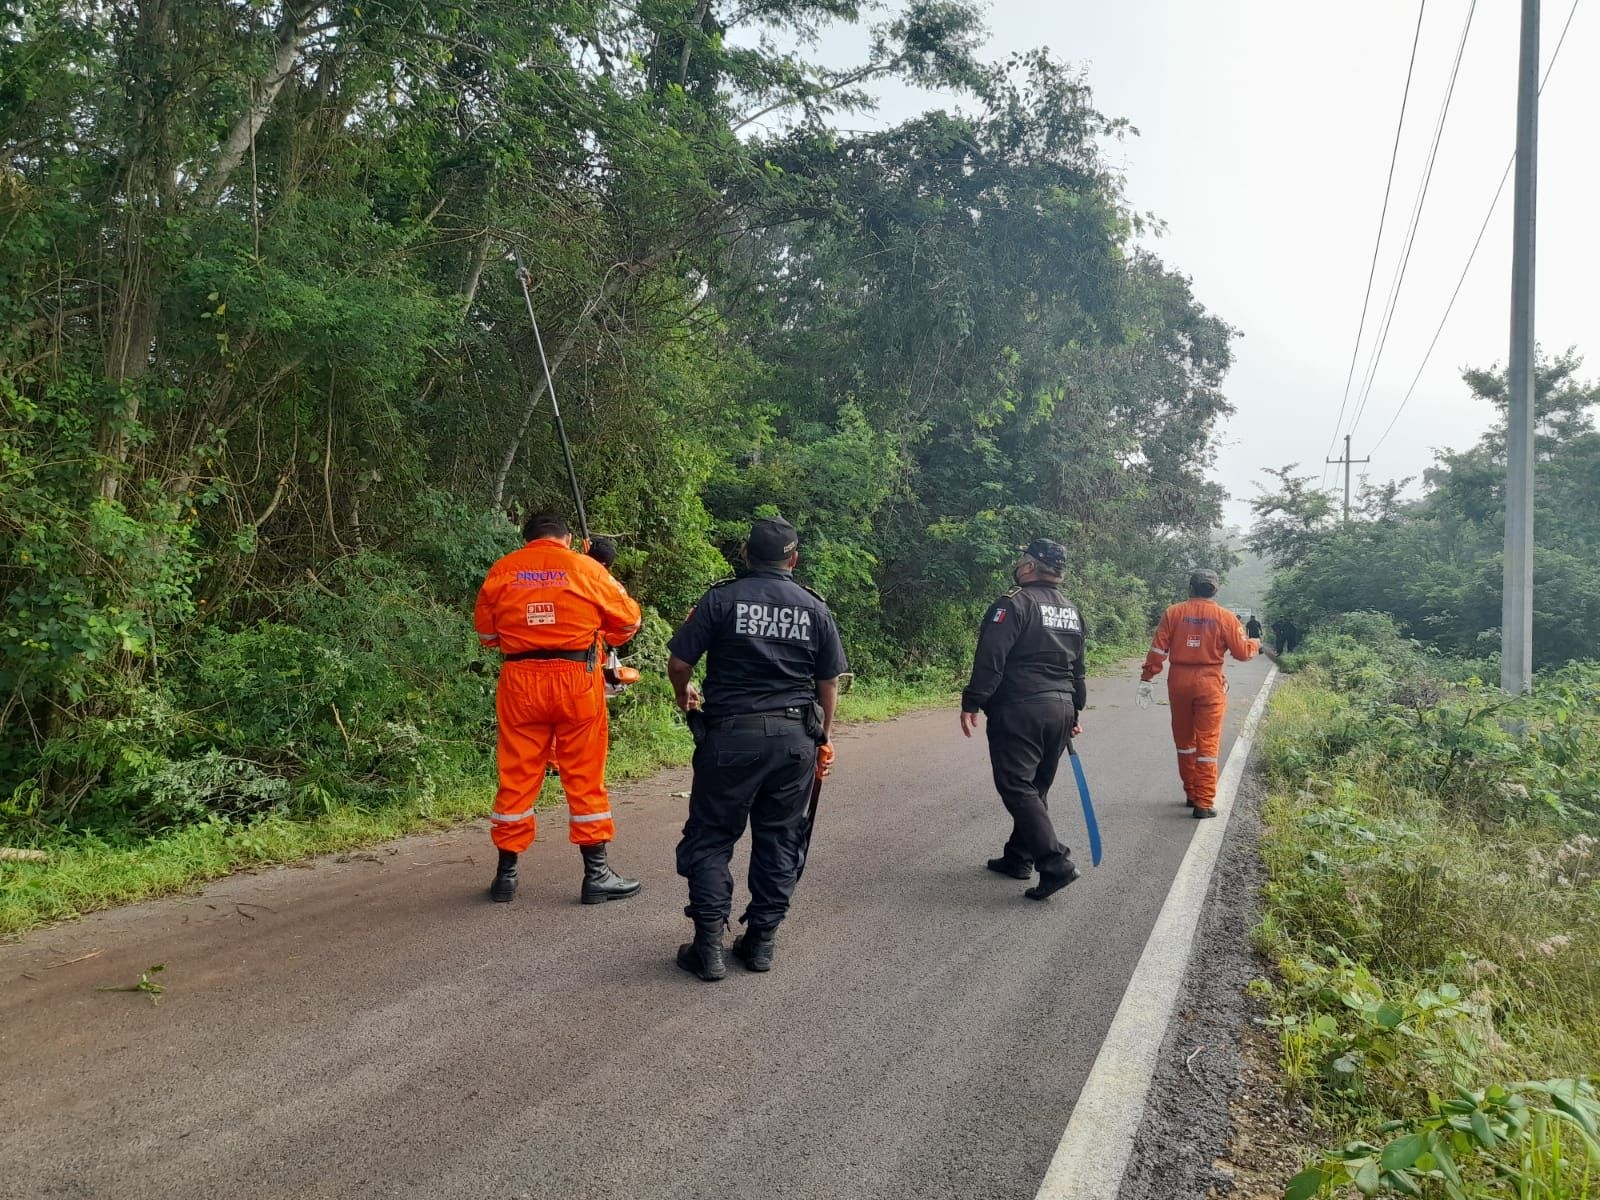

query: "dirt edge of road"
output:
1116 762 1318 1200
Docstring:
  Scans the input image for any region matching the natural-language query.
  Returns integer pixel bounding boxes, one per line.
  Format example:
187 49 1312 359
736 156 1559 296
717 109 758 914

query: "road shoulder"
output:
1115 759 1316 1200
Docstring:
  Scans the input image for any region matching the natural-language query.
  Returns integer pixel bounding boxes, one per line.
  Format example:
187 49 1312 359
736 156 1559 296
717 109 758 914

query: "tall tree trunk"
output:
460 228 494 320
677 0 712 87
98 0 177 505
195 1 317 206
490 256 661 509
490 324 584 511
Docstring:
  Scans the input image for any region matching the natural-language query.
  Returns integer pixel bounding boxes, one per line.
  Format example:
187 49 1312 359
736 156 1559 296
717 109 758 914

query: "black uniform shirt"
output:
668 569 848 718
960 581 1087 715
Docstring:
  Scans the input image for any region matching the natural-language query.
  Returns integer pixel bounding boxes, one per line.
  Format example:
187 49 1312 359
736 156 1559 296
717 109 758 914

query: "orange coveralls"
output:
1140 599 1257 810
474 538 642 853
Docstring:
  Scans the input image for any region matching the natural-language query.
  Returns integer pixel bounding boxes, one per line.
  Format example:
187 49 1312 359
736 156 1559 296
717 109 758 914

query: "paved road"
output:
1 658 1272 1200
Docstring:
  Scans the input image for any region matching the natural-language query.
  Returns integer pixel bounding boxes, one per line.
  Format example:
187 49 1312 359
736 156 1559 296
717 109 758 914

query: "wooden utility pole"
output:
1503 0 1539 694
1326 434 1371 523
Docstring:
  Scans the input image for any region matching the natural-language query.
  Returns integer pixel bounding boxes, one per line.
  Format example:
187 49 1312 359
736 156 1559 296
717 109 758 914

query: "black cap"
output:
1021 537 1068 573
746 516 800 562
1189 569 1220 597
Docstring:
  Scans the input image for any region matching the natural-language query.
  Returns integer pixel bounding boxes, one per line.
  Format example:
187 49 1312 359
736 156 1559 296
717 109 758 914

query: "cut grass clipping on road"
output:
0 678 952 939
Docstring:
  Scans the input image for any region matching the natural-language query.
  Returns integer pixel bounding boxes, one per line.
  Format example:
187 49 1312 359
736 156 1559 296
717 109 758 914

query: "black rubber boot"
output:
676 923 727 982
1192 806 1218 820
489 849 518 903
579 843 641 905
1025 856 1082 901
986 855 1033 880
730 926 777 973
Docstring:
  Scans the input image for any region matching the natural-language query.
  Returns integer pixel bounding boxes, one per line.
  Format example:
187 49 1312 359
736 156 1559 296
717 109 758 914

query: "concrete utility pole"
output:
1503 0 1539 694
1326 434 1371 523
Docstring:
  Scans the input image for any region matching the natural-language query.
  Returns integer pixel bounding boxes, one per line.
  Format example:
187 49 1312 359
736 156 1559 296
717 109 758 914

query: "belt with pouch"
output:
708 707 807 731
502 646 597 668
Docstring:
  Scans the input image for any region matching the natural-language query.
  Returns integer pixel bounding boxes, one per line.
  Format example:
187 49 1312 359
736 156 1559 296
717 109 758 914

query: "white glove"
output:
1135 681 1155 709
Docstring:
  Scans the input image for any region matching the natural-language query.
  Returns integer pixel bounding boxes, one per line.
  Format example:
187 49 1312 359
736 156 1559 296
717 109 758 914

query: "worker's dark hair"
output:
742 549 795 571
587 536 617 569
522 511 570 542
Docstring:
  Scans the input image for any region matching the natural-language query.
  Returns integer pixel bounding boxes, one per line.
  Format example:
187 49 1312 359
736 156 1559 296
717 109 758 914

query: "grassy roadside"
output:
1 636 1146 940
0 676 955 940
1249 617 1600 1199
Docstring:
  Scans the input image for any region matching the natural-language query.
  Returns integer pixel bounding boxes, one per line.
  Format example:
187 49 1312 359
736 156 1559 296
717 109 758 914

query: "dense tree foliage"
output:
1251 352 1600 670
2 0 1235 836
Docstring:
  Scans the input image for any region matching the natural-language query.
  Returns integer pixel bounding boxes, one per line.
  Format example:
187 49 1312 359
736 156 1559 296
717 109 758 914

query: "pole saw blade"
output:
1068 747 1102 867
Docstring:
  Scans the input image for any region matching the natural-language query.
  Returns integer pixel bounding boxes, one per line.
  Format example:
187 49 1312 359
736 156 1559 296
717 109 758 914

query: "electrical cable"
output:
1322 0 1430 489
1369 0 1584 454
1348 0 1480 441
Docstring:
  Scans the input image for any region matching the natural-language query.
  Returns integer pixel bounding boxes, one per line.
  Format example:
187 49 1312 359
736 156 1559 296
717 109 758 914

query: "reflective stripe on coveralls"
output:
1141 598 1256 810
1167 667 1227 805
489 660 614 850
476 538 643 852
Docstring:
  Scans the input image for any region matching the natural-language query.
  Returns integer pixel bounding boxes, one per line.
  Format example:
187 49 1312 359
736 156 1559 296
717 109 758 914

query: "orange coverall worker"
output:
1140 597 1257 811
475 537 642 853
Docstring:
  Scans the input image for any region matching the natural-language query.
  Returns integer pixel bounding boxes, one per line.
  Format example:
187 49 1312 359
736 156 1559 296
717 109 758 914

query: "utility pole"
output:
1503 0 1539 694
1326 434 1371 523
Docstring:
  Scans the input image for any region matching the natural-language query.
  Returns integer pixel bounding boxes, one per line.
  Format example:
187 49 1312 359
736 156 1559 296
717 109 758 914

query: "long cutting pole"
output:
512 252 590 545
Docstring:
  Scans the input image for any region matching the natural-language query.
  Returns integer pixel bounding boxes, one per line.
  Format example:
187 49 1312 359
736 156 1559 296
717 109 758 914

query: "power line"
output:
1322 0 1429 490
1371 166 1510 455
1369 0 1584 454
1348 0 1479 441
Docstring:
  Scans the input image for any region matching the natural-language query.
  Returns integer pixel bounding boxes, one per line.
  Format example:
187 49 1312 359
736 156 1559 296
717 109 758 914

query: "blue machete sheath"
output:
1068 747 1102 867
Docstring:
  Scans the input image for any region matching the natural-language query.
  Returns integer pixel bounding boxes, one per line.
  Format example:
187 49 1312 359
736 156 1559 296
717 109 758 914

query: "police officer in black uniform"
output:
666 517 849 981
960 538 1087 901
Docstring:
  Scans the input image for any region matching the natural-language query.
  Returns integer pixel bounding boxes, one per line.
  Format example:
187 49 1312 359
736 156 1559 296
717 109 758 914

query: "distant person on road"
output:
475 512 644 906
1270 618 1300 655
1245 614 1263 641
960 538 1087 901
666 517 847 981
1138 570 1259 819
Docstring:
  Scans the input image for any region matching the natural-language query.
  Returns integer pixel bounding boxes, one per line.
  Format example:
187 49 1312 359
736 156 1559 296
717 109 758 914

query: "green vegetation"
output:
1255 617 1599 1198
1247 346 1600 1196
2 1 1225 919
0 668 955 938
1251 353 1600 668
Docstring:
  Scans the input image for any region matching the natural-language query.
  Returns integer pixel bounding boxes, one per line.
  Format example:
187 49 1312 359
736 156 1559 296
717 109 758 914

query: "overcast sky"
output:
798 0 1597 530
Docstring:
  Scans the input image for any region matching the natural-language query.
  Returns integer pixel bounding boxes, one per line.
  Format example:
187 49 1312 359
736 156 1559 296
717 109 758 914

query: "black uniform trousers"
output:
985 694 1076 869
676 715 818 930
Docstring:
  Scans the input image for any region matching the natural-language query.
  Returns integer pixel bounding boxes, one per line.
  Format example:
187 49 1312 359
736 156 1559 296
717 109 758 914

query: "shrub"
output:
1262 630 1600 1198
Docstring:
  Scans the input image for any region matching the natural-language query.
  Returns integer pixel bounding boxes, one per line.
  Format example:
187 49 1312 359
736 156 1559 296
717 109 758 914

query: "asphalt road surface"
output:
1 658 1273 1200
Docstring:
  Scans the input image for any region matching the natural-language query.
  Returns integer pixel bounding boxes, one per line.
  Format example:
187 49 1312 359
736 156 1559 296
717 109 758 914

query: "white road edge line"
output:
1034 664 1281 1200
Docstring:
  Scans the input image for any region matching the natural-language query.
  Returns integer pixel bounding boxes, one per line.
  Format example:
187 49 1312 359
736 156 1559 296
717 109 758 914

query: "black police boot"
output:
1025 855 1081 901
986 854 1033 880
579 843 641 905
730 925 777 973
676 922 727 982
489 849 518 903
